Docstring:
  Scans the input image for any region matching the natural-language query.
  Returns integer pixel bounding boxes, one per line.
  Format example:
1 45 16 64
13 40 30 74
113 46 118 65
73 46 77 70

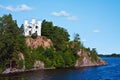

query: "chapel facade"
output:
24 19 42 36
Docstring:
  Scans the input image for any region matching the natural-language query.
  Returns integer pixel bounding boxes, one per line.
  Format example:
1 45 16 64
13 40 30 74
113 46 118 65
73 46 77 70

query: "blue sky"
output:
0 0 120 54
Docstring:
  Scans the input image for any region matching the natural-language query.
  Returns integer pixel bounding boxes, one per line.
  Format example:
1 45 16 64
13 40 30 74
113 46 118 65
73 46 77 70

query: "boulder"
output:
33 60 44 69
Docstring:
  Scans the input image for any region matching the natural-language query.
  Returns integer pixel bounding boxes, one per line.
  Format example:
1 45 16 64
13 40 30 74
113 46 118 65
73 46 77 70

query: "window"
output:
36 26 38 29
28 26 32 28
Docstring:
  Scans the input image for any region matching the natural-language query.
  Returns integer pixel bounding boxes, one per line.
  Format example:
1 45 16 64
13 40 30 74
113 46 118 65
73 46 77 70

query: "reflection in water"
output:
0 68 88 80
0 77 25 80
1 58 120 80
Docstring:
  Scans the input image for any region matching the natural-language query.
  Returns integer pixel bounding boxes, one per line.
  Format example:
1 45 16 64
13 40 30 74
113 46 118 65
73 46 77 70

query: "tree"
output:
68 33 82 54
41 20 70 51
90 48 98 62
63 49 76 67
74 33 80 42
0 14 26 70
20 24 24 34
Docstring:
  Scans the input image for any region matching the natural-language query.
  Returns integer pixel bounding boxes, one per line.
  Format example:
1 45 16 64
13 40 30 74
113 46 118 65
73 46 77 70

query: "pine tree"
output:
0 14 25 70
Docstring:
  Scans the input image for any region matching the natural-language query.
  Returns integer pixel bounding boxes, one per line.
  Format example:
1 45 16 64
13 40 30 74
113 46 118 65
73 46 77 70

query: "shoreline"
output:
0 62 107 76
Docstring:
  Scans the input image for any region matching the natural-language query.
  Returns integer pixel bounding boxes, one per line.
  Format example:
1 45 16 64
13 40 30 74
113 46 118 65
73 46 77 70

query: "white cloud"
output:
93 29 100 33
0 4 32 12
51 11 69 17
51 10 78 21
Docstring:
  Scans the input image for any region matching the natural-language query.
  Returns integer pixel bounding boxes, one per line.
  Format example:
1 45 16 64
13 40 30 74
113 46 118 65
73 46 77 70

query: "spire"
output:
31 19 36 24
24 20 28 25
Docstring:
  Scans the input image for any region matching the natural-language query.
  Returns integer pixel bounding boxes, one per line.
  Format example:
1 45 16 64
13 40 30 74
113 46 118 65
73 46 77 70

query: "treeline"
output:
0 14 99 72
98 53 120 57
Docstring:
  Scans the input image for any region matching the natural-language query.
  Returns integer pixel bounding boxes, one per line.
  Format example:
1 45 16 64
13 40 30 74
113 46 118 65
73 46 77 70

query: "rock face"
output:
75 50 106 67
3 53 26 74
2 68 20 74
33 60 44 69
18 53 25 70
18 52 25 60
2 36 106 74
26 36 53 49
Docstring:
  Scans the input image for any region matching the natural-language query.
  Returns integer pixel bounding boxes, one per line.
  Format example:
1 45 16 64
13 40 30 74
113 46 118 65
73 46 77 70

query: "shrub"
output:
31 33 38 39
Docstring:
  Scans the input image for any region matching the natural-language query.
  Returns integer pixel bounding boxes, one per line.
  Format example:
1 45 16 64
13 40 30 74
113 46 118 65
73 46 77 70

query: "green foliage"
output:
31 32 38 39
69 41 81 54
0 14 26 71
24 47 33 69
63 49 77 67
53 51 65 68
74 33 80 42
24 46 45 69
18 60 25 69
20 24 24 33
90 48 99 62
0 14 100 72
41 48 64 68
23 46 78 68
41 20 70 51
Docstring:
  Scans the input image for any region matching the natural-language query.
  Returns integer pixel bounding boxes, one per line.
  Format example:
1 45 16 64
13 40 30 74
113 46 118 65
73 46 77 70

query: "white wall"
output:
24 19 42 36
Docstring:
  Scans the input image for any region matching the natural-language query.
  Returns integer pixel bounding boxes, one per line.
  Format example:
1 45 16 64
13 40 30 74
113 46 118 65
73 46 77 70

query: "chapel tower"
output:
24 19 42 36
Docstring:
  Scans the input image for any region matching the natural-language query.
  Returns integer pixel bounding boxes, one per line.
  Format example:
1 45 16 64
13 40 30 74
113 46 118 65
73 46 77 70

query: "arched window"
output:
28 26 32 28
36 26 38 29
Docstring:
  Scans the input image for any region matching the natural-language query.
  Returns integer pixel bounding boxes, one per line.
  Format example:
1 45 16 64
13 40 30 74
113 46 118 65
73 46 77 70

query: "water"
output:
0 58 120 80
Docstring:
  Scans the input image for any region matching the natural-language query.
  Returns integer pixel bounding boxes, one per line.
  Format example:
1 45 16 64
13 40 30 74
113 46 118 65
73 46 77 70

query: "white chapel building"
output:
24 19 42 36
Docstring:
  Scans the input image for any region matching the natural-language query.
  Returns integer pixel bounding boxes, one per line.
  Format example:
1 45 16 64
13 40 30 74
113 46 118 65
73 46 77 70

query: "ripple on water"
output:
1 58 120 80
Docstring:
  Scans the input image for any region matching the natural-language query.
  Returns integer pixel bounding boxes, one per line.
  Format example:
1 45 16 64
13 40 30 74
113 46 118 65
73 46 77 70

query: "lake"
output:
0 58 120 80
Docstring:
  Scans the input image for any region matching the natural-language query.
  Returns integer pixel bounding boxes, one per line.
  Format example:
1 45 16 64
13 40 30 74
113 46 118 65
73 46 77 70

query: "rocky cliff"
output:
2 36 106 74
26 36 53 49
2 36 53 74
75 50 106 67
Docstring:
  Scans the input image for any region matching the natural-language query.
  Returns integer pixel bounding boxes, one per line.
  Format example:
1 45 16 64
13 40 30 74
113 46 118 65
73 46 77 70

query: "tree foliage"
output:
0 14 26 71
41 20 70 51
20 24 24 33
74 33 80 42
90 48 99 62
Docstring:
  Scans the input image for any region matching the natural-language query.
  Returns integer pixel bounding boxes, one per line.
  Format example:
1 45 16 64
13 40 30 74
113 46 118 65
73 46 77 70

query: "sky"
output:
0 0 120 54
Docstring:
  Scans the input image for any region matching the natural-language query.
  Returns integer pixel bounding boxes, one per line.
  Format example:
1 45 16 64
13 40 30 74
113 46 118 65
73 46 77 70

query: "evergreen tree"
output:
74 33 80 42
0 14 25 70
20 24 24 34
90 48 98 62
41 20 70 51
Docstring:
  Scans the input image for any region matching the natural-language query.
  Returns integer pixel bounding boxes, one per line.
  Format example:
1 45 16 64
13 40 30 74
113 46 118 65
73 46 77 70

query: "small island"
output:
0 14 106 74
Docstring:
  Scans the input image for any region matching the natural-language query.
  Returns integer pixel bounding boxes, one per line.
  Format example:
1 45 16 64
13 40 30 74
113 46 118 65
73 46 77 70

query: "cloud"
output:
0 4 32 12
51 11 69 17
93 29 100 33
51 10 78 21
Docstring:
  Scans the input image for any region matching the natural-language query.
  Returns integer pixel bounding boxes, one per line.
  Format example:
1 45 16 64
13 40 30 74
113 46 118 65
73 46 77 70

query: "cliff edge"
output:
75 50 106 67
26 36 53 49
2 36 106 74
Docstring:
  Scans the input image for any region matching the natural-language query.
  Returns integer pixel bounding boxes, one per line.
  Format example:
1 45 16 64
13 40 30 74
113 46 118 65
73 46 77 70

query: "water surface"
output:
0 58 120 80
